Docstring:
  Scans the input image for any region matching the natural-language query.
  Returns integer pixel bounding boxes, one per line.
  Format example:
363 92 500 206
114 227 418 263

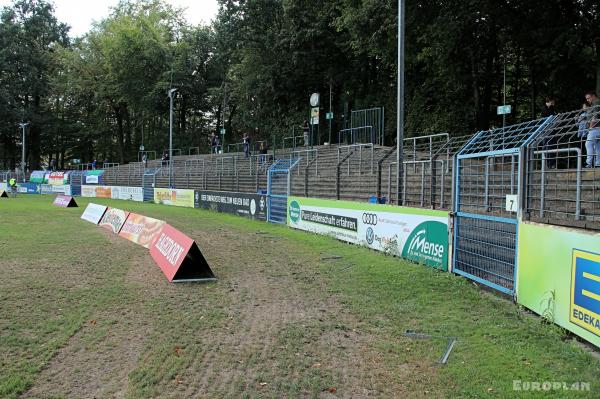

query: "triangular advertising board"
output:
53 195 78 208
80 203 107 224
118 213 166 249
0 190 7 198
149 223 216 283
99 207 130 234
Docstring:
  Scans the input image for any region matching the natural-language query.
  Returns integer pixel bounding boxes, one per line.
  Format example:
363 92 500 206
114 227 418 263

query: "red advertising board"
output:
119 213 166 248
149 224 215 282
99 207 130 234
52 195 78 208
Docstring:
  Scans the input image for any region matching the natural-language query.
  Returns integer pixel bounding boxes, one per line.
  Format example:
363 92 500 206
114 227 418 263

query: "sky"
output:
0 0 219 36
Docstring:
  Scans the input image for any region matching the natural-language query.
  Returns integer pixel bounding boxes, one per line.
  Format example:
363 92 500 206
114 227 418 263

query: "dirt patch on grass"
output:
19 216 437 398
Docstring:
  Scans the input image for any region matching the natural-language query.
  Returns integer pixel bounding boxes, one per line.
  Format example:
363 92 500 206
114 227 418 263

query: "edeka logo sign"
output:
401 221 448 270
570 250 600 337
289 200 301 223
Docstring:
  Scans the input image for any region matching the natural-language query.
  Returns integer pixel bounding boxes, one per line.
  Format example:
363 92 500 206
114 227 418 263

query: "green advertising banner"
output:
287 197 449 270
518 222 600 348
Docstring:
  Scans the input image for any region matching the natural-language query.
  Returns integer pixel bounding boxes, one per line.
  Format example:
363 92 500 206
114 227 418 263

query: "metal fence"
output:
351 107 385 145
525 106 600 229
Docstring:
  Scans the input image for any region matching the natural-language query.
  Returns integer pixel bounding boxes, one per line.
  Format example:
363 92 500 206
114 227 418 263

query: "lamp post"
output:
396 0 405 205
168 88 178 188
19 122 29 182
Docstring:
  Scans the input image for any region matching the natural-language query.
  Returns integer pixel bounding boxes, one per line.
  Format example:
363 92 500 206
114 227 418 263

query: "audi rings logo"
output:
362 213 378 225
366 227 375 245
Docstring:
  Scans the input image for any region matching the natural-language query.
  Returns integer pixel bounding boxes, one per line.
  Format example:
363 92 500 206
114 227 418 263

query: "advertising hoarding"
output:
287 197 449 270
119 213 166 248
154 188 194 208
99 207 129 234
80 203 107 224
194 190 267 220
517 222 600 348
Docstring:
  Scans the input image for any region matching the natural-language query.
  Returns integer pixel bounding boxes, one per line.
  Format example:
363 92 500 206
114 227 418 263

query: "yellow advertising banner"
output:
153 188 194 208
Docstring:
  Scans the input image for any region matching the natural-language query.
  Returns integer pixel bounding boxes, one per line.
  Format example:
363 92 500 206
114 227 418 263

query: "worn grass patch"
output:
0 195 599 398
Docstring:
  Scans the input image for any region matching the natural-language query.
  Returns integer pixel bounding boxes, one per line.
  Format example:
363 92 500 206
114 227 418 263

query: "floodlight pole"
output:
168 88 178 188
19 122 29 182
396 0 405 205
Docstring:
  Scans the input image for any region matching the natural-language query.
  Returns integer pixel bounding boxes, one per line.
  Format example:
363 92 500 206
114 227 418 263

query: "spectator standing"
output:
210 133 218 154
92 159 97 170
161 152 169 167
243 133 251 158
259 142 268 165
585 91 600 108
214 134 221 153
586 114 600 168
541 98 558 168
103 158 108 168
302 120 310 146
142 153 148 168
49 159 55 171
578 103 589 157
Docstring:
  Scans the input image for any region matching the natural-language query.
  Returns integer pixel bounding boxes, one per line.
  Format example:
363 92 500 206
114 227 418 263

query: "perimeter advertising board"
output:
17 183 39 194
518 222 600 348
51 185 71 195
149 223 216 282
154 188 194 208
80 203 107 224
99 207 130 234
287 197 449 270
194 190 267 220
119 213 166 248
111 186 143 202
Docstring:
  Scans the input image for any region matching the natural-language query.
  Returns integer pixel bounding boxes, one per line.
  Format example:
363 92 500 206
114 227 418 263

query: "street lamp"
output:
168 88 178 188
19 122 29 182
396 0 405 205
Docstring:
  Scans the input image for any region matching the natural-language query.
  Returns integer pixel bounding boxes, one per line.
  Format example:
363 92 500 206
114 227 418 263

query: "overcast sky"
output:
0 0 219 36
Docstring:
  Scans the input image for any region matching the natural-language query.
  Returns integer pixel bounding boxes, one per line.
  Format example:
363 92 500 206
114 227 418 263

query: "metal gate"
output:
142 168 160 202
267 159 300 224
351 107 385 145
68 171 84 196
453 117 553 295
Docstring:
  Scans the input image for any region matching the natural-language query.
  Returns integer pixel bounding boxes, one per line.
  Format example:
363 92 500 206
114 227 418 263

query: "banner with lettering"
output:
99 207 130 234
149 223 216 282
119 213 166 248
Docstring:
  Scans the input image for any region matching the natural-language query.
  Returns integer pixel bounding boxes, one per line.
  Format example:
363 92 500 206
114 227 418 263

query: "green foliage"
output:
1 0 599 167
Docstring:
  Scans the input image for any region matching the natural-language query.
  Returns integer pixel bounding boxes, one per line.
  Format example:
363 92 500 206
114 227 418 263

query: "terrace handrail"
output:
338 125 375 145
337 144 374 175
535 148 582 220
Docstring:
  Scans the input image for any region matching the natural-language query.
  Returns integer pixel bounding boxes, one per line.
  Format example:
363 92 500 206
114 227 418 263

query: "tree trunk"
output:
114 104 125 164
530 67 537 119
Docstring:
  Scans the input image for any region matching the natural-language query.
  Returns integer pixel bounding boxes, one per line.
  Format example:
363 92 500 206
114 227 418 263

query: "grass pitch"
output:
0 195 599 398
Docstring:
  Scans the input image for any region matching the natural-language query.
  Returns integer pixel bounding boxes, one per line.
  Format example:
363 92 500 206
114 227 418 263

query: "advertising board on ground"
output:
53 195 77 208
149 223 216 282
517 221 600 349
154 188 194 208
80 203 107 224
119 213 166 248
99 207 130 234
287 197 449 270
194 190 267 220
